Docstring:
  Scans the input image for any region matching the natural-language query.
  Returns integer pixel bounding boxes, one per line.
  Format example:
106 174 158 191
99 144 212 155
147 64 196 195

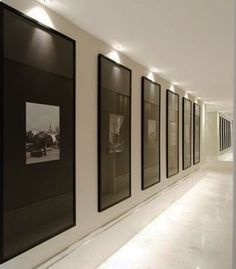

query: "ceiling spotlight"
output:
113 43 126 52
172 81 179 86
150 67 159 73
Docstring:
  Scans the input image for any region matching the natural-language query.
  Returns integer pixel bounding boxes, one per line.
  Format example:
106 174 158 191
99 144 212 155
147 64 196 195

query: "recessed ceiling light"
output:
44 0 53 4
150 67 159 73
113 43 126 52
172 81 179 86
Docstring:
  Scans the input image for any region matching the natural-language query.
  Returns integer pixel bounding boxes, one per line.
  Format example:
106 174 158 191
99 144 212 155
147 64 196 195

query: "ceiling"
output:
38 0 234 112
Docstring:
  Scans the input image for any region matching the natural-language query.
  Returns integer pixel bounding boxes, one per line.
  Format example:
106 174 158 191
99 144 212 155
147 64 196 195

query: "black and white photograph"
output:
108 113 125 153
26 102 60 164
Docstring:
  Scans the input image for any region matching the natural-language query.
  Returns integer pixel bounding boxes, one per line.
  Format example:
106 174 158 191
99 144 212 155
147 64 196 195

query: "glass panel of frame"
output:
1 4 75 262
223 118 225 149
166 90 179 178
219 117 222 151
182 98 192 170
223 118 225 150
193 103 200 164
98 54 131 212
141 77 161 190
226 120 228 148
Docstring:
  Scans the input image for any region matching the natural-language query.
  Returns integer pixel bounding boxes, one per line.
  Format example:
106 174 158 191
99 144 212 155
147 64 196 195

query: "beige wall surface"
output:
206 112 218 158
2 0 206 268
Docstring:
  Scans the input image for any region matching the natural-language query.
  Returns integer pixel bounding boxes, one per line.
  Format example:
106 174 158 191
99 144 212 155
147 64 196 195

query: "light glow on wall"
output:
26 7 54 28
170 85 175 92
201 104 206 128
106 51 121 64
184 92 188 98
147 72 155 82
195 97 202 103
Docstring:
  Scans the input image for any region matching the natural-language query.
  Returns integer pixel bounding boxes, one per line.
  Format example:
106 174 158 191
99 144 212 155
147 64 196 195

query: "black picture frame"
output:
98 54 131 212
166 90 179 178
219 117 222 151
220 116 231 151
219 116 232 151
226 120 228 148
182 98 192 170
193 103 200 164
141 77 161 190
0 3 76 263
223 118 225 150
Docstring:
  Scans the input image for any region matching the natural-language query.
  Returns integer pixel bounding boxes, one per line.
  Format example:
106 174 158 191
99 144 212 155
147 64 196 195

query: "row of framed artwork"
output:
0 3 201 263
98 54 201 212
219 116 232 151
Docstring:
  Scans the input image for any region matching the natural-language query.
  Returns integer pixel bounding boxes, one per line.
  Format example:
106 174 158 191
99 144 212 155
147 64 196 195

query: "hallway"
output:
98 159 233 269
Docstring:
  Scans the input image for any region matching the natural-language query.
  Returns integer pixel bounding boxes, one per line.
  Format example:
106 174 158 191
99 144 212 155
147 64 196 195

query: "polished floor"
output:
98 157 233 269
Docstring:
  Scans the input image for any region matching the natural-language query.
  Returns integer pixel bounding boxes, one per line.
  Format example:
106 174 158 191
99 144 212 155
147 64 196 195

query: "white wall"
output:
1 0 206 268
206 111 218 158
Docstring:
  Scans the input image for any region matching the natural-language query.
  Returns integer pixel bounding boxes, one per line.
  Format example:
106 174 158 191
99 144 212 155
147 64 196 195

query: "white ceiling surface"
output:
39 0 234 112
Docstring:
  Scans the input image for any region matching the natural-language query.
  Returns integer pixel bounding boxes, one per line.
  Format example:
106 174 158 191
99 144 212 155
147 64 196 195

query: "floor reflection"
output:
98 161 233 269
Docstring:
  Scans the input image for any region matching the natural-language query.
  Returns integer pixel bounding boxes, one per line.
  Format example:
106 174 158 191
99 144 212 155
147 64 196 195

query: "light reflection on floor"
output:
98 159 233 269
217 150 233 162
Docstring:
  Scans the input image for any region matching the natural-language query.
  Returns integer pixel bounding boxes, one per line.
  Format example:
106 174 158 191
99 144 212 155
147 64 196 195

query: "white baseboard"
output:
38 166 207 269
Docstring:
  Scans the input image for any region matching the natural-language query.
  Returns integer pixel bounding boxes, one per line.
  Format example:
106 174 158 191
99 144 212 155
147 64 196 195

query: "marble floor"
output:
98 159 233 269
218 150 233 162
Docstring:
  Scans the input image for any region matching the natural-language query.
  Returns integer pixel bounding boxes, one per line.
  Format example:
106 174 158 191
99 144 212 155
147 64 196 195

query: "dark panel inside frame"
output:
193 103 201 164
0 3 75 262
141 77 161 190
222 118 225 150
182 98 192 170
98 54 131 212
219 117 222 151
166 90 179 178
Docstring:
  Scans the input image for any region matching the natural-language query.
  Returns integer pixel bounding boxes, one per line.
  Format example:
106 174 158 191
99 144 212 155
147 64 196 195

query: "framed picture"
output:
193 103 200 164
223 118 225 150
0 3 75 262
166 90 179 178
182 98 192 170
219 117 222 151
141 77 161 190
98 54 131 212
226 120 228 148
